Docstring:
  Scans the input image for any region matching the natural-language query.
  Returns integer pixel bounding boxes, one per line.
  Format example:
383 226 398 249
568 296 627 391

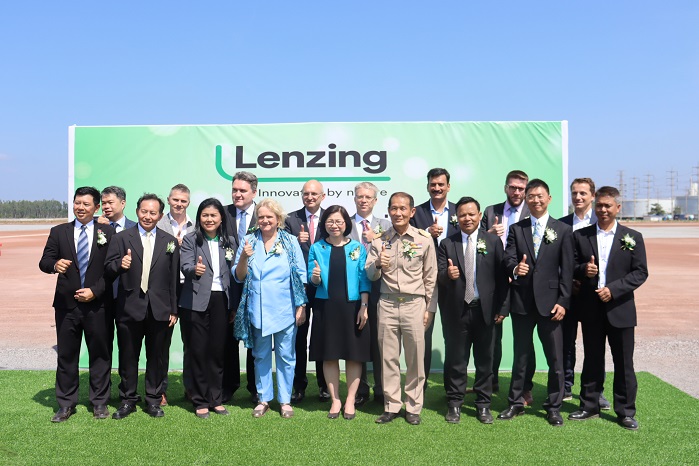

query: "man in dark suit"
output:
222 171 258 403
39 187 116 422
409 168 458 389
349 181 392 405
497 179 573 427
568 186 648 430
558 177 610 409
98 186 137 232
284 179 329 403
479 169 534 398
105 193 179 419
437 196 509 424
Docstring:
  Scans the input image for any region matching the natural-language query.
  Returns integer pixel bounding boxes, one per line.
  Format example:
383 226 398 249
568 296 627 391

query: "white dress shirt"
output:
74 220 94 257
573 208 596 232
207 237 223 291
430 200 450 245
596 220 617 288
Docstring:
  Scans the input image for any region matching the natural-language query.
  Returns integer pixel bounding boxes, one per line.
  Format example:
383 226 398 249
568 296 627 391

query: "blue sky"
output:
1 1 697 201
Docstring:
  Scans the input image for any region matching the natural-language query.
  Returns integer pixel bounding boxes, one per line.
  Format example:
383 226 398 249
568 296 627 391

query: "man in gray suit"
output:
348 182 392 405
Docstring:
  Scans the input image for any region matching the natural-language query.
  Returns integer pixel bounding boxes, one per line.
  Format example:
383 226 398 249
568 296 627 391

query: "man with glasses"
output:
284 179 329 403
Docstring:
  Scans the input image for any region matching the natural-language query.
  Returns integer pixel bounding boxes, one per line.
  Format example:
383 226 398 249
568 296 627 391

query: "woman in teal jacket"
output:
308 205 371 420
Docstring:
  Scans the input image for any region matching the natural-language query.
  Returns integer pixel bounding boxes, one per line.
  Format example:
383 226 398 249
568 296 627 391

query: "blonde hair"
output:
256 198 287 226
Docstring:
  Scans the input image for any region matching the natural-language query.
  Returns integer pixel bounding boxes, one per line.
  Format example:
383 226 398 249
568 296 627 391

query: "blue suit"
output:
308 239 371 300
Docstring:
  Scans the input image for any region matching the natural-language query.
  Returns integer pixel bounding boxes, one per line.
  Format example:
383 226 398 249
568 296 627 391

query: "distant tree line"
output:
0 200 68 218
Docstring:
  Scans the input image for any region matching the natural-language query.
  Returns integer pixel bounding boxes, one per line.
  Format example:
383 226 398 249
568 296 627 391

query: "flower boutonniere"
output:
96 229 107 246
620 234 636 251
373 224 385 236
247 225 259 234
166 241 176 254
349 245 361 261
450 214 458 227
543 227 558 244
401 240 419 259
269 241 283 256
225 248 235 261
476 238 488 255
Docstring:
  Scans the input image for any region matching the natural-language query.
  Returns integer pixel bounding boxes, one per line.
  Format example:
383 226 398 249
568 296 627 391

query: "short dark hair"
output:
170 183 190 195
455 196 480 213
570 177 596 195
233 171 258 192
74 186 100 205
595 186 621 204
101 186 126 201
136 193 165 213
194 198 231 249
526 178 550 195
319 205 352 238
505 170 528 185
388 192 414 209
427 168 450 183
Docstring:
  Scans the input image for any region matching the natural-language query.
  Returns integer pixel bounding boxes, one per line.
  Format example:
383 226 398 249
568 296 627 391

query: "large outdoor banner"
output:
71 121 568 371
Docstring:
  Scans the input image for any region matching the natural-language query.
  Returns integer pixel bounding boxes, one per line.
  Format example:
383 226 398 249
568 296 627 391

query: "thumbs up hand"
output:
489 215 505 237
121 248 132 269
378 242 391 269
515 253 529 276
311 260 321 284
585 255 598 278
242 239 254 258
298 224 310 243
428 216 442 238
195 255 206 276
447 258 460 280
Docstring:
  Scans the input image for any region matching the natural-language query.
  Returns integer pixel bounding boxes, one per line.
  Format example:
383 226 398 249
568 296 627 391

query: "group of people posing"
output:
40 168 648 430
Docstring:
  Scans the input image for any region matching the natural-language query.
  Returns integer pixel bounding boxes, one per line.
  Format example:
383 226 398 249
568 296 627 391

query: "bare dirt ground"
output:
1 223 697 398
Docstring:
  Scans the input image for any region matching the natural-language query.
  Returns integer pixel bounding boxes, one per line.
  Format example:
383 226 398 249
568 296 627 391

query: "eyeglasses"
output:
507 185 526 192
325 220 345 226
526 194 546 201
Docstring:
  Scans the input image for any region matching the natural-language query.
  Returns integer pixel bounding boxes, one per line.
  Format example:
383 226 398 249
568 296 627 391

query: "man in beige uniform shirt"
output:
367 192 438 425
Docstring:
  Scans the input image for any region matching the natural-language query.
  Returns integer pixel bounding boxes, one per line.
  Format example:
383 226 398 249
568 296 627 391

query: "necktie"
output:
533 221 542 258
308 215 315 245
464 235 475 303
141 231 152 293
77 225 89 288
238 211 247 245
361 219 370 250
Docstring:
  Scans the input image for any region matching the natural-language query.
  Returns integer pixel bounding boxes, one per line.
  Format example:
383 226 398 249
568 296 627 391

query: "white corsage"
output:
96 229 107 246
543 227 558 244
247 225 259 234
449 214 458 227
476 239 488 255
225 248 234 261
269 241 283 256
373 224 385 235
620 234 636 251
166 241 176 254
401 240 418 259
349 245 361 261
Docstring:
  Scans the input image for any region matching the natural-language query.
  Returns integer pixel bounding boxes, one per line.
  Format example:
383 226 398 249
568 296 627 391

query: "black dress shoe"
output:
112 403 136 420
343 410 356 420
445 406 461 424
405 412 421 425
375 411 401 424
568 410 599 421
195 410 210 419
476 407 494 424
144 404 165 418
290 391 305 404
93 405 109 419
618 416 639 431
354 394 368 407
497 405 525 420
318 388 331 402
51 407 76 423
547 410 564 426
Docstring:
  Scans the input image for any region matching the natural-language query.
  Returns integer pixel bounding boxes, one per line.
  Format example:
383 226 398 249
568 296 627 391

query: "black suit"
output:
504 215 574 411
39 221 115 408
480 201 534 389
573 223 648 417
409 199 458 384
437 230 508 408
105 226 179 406
284 207 327 393
222 204 257 399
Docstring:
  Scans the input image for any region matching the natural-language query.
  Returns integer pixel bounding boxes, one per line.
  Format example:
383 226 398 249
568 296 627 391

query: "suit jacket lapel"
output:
475 231 485 274
128 229 144 262
454 233 465 274
536 218 554 263
607 224 624 265
201 239 213 269
64 224 79 264
151 232 169 269
87 225 100 267
523 221 536 263
587 226 599 261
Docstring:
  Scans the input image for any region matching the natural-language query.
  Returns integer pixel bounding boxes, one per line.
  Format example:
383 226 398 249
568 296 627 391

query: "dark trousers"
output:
222 324 256 396
162 309 192 393
294 284 326 393
54 306 114 408
579 306 637 418
443 301 495 408
494 320 536 391
358 287 382 397
508 312 564 411
116 305 170 406
562 312 578 392
181 292 229 410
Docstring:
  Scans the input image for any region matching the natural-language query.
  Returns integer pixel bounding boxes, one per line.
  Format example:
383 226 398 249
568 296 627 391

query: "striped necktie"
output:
361 219 370 250
77 225 89 287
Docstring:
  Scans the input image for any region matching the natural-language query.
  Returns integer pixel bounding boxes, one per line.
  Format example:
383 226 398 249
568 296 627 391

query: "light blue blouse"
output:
307 239 371 301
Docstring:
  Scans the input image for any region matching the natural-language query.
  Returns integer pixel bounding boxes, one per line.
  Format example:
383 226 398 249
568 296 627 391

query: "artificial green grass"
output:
0 371 697 465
